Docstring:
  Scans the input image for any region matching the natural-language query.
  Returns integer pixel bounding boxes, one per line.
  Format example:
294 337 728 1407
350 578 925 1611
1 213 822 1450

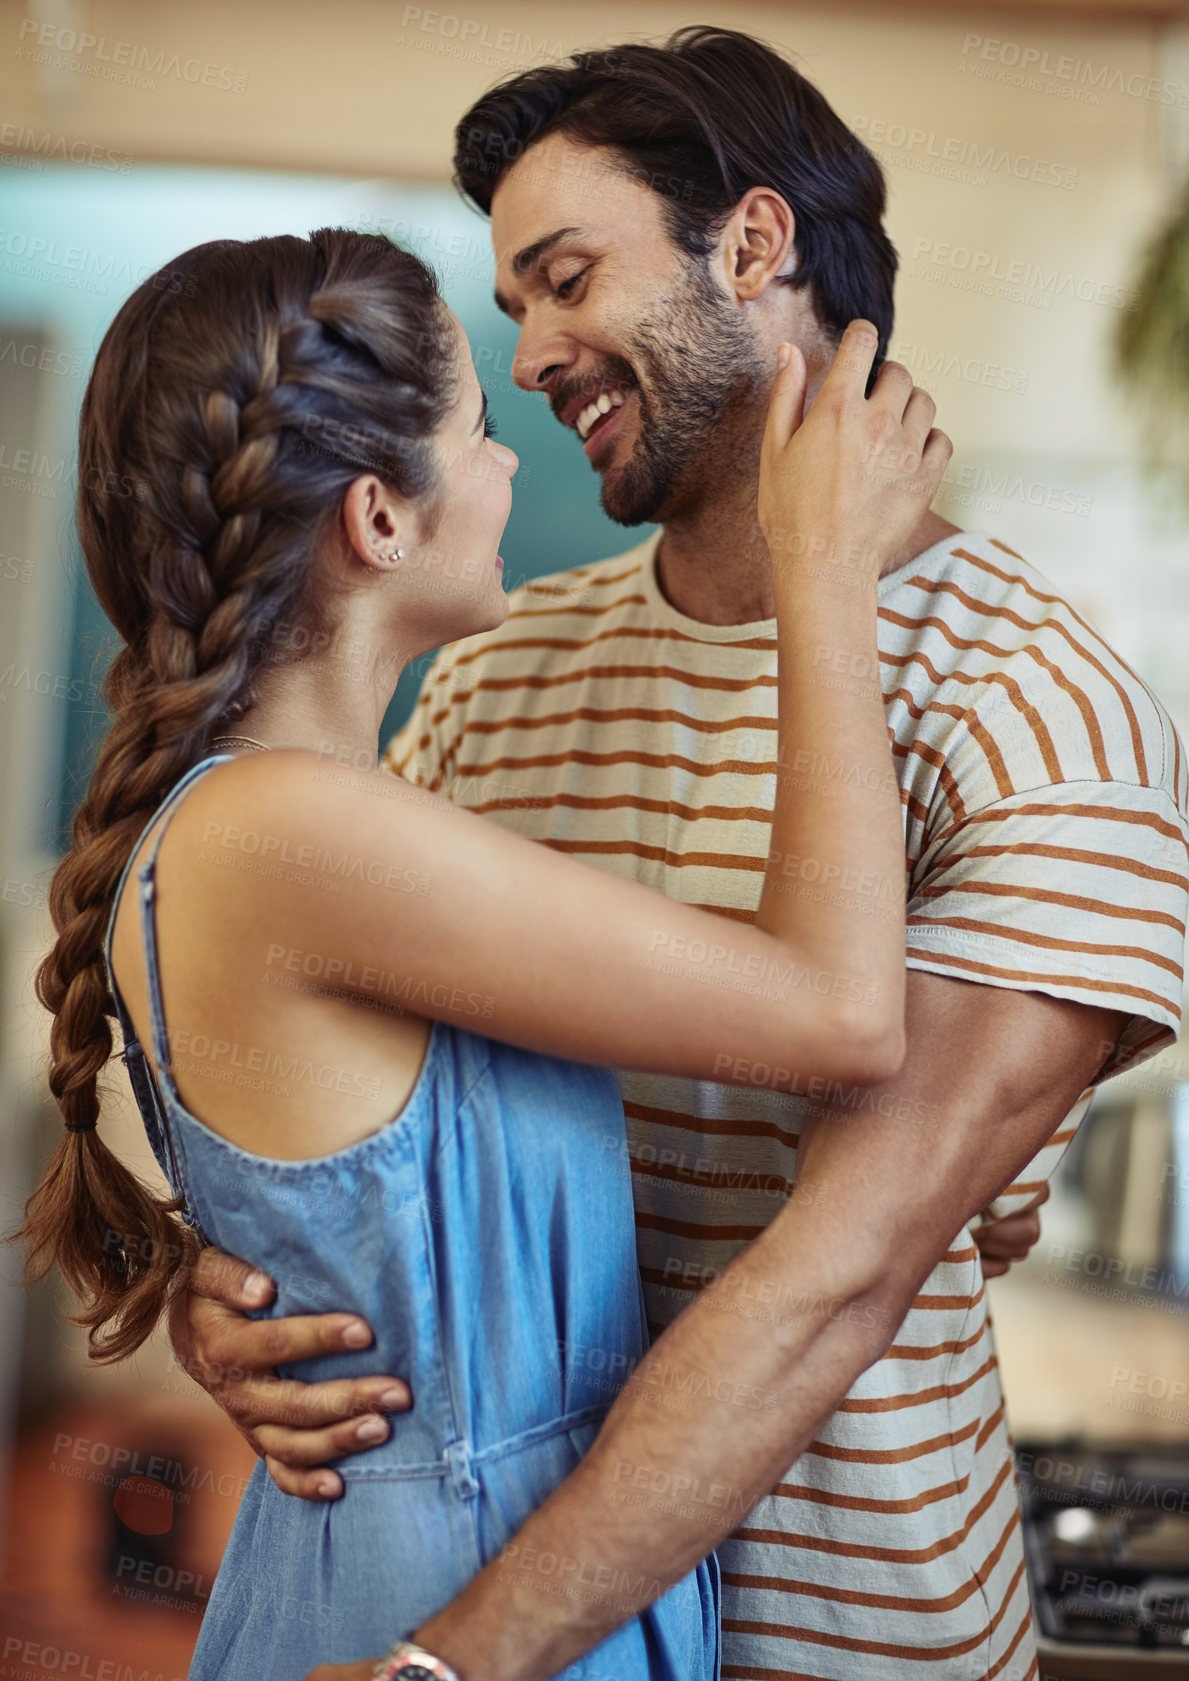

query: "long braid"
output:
17 230 455 1361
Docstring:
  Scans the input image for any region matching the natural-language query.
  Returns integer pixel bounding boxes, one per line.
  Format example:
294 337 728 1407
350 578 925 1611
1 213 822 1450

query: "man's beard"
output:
591 259 771 528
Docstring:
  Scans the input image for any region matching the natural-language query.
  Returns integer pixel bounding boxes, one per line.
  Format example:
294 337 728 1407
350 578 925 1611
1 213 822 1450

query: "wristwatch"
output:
371 1639 462 1681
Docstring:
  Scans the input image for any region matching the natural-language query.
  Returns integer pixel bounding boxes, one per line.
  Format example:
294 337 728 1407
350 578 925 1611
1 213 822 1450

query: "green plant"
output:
1114 178 1189 497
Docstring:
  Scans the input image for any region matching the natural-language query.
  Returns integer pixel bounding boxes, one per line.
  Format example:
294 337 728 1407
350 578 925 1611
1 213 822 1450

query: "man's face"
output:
490 133 772 526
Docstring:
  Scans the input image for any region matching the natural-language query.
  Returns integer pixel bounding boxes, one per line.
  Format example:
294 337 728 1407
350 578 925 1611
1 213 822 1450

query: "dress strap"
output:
101 754 232 1205
130 755 234 1098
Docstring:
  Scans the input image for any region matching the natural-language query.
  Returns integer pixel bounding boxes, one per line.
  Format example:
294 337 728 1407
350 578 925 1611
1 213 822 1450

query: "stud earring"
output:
390 546 406 561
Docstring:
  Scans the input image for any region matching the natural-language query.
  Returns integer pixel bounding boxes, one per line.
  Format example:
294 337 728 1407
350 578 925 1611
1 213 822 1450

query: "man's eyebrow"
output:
493 225 584 317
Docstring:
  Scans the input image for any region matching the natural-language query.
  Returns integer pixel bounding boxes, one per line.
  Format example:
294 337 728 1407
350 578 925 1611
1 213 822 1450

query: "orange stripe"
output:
880 603 1112 777
462 703 780 739
907 907 1186 968
479 609 775 652
885 1323 988 1362
912 874 1185 935
930 563 1146 781
721 1668 839 1680
629 1156 794 1196
784 1418 981 1472
623 1099 799 1151
973 545 1151 783
507 588 650 622
920 868 1186 931
909 1288 984 1311
771 1468 969 1509
508 559 643 596
904 942 1178 1014
722 1613 988 1662
929 839 1188 892
931 797 1185 849
467 661 779 697
542 835 769 871
733 1457 1014 1565
893 735 968 826
463 789 779 826
634 1210 765 1243
882 664 1064 785
967 710 1016 799
976 1399 1007 1450
442 744 786 784
435 701 778 783
445 619 777 673
721 1530 1027 1643
837 1356 996 1414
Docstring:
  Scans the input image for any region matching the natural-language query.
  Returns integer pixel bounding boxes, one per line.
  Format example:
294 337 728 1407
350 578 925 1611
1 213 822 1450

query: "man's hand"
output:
169 1246 412 1499
972 1183 1050 1279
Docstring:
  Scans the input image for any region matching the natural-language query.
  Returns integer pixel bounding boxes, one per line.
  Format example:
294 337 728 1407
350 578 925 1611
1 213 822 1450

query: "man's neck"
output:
653 503 965 626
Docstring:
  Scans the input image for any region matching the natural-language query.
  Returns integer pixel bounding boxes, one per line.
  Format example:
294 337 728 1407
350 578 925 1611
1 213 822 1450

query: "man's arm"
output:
397 974 1124 1681
168 1071 1046 1500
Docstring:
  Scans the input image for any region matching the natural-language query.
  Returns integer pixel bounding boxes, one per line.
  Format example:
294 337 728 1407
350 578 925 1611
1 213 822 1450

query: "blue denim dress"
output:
101 755 721 1680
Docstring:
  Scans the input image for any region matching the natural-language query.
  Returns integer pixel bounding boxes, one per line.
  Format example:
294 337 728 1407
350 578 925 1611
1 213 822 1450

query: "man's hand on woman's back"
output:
172 1210 1041 1502
169 1245 411 1499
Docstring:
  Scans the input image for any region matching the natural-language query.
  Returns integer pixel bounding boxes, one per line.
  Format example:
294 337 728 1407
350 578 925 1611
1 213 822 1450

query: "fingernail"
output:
356 1416 387 1444
776 343 791 371
245 1270 272 1303
379 1387 408 1411
341 1321 371 1348
316 1475 341 1499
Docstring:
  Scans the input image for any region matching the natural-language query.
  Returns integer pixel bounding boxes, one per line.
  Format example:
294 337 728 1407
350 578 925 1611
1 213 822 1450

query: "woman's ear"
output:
340 476 413 574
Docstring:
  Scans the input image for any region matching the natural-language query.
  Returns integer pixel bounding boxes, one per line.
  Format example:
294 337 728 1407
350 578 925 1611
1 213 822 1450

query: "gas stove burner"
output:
1016 1438 1189 1665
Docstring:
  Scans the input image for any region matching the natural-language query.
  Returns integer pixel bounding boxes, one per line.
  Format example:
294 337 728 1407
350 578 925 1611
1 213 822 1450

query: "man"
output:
176 27 1188 1681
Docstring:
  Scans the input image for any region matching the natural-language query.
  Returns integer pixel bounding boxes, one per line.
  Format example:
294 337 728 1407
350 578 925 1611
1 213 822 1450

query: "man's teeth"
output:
576 387 629 441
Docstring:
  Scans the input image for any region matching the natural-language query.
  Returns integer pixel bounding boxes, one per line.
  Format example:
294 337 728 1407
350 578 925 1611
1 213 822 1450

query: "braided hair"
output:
19 228 456 1362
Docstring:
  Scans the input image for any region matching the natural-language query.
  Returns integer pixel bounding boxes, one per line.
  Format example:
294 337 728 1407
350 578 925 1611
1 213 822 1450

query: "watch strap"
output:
372 1639 462 1681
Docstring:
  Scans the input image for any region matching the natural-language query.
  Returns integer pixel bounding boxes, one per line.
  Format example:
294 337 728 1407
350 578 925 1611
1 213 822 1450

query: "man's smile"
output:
574 385 629 441
580 387 636 460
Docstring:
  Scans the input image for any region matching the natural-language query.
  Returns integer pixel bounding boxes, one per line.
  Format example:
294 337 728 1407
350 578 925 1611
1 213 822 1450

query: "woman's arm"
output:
164 323 947 1095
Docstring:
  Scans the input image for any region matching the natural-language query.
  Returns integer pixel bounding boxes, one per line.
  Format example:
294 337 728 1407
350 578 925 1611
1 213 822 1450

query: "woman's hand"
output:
757 318 951 588
974 1183 1051 1278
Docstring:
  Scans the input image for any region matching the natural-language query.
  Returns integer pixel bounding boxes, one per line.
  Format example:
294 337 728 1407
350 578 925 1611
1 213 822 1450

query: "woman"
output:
19 229 948 1679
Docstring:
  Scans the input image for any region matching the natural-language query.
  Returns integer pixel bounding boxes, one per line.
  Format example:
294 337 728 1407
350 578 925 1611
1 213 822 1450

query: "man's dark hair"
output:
453 24 897 359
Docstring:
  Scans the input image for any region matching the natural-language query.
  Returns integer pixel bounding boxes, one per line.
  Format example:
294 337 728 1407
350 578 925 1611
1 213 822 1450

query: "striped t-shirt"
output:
383 527 1188 1681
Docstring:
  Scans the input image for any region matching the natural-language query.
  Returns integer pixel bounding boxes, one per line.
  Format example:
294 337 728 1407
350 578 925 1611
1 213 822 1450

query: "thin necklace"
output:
210 733 270 752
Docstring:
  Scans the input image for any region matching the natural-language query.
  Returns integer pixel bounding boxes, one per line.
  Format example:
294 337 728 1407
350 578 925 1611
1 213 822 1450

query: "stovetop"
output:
1016 1439 1189 1676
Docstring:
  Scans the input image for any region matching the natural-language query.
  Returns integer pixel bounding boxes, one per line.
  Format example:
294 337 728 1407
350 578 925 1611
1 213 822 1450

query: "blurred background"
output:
2 0 1189 1675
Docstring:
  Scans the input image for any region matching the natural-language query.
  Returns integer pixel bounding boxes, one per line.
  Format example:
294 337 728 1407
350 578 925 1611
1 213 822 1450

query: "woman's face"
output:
395 310 518 647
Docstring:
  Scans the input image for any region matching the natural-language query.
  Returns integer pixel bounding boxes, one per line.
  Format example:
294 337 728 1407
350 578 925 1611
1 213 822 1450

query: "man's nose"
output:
510 319 574 397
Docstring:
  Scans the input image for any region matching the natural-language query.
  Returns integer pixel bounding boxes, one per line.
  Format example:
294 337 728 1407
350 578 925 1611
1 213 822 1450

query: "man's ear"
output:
719 187 798 303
